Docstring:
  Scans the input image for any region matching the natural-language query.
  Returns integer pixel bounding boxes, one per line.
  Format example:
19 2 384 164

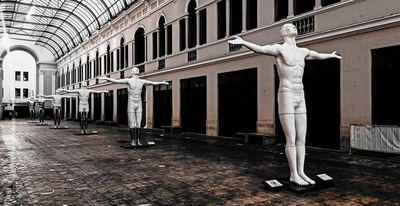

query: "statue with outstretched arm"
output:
58 82 108 134
38 90 76 128
229 23 342 186
21 97 38 121
97 67 169 146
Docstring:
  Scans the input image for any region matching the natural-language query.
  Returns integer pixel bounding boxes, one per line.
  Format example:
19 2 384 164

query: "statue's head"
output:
280 23 298 38
132 67 140 75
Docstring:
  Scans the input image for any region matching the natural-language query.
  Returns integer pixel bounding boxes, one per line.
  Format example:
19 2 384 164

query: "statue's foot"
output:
54 126 57 128
81 130 84 134
299 173 315 185
137 141 143 146
131 141 137 146
290 175 309 186
85 130 89 134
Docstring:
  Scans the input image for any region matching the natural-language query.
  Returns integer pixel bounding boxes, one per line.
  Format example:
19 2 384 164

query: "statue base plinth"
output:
264 174 334 193
36 123 50 126
28 121 40 123
73 131 98 135
49 126 69 129
120 141 155 149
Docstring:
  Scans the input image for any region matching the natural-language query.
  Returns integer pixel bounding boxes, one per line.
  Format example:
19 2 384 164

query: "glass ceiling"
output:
0 0 138 59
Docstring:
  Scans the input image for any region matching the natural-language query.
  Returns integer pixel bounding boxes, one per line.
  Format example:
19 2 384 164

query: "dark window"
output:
23 72 29 81
230 0 242 35
153 32 158 59
217 0 226 39
15 71 21 81
111 51 114 72
199 9 207 45
188 0 197 48
167 25 173 55
125 44 129 68
322 0 340 6
159 17 166 57
15 88 21 98
107 45 111 73
135 28 146 65
120 38 125 70
116 49 120 71
294 0 314 15
23 88 29 98
179 18 186 51
275 0 288 21
247 0 257 30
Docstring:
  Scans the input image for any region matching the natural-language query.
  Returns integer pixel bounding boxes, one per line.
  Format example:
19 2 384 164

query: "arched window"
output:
188 0 197 48
120 37 125 70
158 16 166 57
107 44 111 73
95 50 99 77
135 28 145 65
86 54 90 80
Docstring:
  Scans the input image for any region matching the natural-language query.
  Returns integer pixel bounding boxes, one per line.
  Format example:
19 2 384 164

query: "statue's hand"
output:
228 36 244 45
332 51 342 59
163 81 169 85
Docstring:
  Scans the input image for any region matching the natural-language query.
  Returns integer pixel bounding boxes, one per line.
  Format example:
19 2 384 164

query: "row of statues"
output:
19 23 340 187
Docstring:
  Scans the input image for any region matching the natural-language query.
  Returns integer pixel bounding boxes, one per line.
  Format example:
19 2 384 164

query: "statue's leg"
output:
280 114 309 186
56 109 61 127
83 112 88 133
53 109 57 127
79 112 84 134
135 110 143 146
128 112 137 146
295 113 315 185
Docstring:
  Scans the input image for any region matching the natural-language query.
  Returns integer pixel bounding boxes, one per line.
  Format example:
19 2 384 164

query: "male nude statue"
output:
21 97 37 121
38 90 75 128
59 82 108 134
229 23 342 186
97 67 169 146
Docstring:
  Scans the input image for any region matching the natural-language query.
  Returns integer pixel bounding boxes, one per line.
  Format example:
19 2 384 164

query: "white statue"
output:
59 82 108 134
229 23 342 186
38 90 75 128
21 97 37 121
22 95 47 124
97 67 169 146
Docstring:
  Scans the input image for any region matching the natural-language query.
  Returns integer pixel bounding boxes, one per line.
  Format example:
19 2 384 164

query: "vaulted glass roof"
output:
0 0 138 59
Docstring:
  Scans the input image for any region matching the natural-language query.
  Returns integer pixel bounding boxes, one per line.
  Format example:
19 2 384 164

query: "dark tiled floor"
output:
1 118 400 206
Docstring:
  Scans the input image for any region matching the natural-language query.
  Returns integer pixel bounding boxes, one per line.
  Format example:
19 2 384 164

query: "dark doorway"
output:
104 90 113 121
274 59 341 150
117 88 128 126
66 98 70 119
93 93 101 121
61 98 65 119
153 82 172 129
218 68 257 137
180 76 207 134
372 45 400 126
14 106 29 117
71 98 76 119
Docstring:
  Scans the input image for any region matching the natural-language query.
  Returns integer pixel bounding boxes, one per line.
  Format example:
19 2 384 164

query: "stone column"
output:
242 0 247 32
314 0 322 9
51 71 56 94
288 0 294 17
196 11 200 46
185 15 189 49
38 70 45 95
225 0 230 37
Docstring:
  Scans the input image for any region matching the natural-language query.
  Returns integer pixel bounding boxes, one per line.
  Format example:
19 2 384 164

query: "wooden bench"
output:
162 125 183 134
237 132 276 145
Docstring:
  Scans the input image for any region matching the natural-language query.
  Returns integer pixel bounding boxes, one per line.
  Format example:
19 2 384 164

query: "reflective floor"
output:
1 118 400 205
